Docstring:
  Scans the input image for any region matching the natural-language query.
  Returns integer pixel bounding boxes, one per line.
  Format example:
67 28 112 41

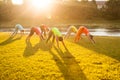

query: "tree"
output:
92 0 98 16
80 0 98 19
104 0 120 19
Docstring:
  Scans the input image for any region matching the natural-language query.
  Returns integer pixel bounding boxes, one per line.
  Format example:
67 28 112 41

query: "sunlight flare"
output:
12 0 23 5
30 0 53 10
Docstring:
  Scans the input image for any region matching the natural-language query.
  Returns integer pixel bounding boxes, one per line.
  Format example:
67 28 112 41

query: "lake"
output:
0 28 120 37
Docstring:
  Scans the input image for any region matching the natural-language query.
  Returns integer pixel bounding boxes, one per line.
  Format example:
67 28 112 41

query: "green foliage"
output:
0 1 99 21
102 0 120 19
0 4 12 21
1 0 120 21
0 33 120 80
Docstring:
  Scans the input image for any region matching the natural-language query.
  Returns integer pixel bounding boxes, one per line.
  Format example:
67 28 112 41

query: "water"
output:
0 28 120 37
89 29 120 37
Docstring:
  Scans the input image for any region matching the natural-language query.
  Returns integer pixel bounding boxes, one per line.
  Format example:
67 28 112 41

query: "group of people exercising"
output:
10 24 95 48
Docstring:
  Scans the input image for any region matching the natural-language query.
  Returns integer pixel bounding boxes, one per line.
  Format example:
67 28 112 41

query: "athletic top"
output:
40 24 49 31
77 26 90 36
32 27 41 35
15 24 24 30
69 26 77 33
51 27 62 37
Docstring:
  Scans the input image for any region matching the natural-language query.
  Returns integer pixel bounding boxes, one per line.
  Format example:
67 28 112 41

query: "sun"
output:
11 0 23 5
30 0 53 10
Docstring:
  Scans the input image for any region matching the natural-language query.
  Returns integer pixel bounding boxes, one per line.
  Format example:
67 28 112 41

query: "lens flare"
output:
30 0 53 10
12 0 23 5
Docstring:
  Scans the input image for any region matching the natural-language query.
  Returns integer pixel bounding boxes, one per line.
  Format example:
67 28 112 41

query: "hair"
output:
21 30 24 32
58 37 63 41
46 28 50 32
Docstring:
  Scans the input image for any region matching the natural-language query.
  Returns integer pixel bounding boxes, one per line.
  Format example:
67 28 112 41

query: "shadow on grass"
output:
23 41 39 57
0 36 21 46
39 40 53 51
23 40 52 57
49 46 87 80
70 37 120 61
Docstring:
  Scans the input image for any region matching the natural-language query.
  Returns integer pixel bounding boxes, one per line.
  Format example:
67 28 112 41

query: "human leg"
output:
46 30 53 43
75 33 81 42
65 31 71 39
10 29 18 37
26 29 34 42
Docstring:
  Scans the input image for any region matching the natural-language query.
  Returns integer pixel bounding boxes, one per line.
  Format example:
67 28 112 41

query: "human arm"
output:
46 30 53 43
88 34 95 44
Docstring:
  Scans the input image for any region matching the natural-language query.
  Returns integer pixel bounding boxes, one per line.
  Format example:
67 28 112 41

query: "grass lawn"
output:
0 32 120 80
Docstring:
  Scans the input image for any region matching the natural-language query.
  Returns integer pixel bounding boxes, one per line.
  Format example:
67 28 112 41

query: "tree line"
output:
0 0 120 21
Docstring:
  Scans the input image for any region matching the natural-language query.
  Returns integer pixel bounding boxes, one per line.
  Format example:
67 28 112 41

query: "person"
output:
46 27 67 48
64 25 77 39
74 26 95 44
10 24 24 37
40 24 50 38
26 27 44 42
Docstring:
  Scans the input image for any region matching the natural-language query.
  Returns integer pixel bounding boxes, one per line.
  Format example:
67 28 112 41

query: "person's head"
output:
89 34 93 39
21 30 24 33
46 27 50 32
58 36 63 41
89 34 95 43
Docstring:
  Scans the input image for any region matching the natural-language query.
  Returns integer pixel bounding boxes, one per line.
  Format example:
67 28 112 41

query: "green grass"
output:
0 32 120 80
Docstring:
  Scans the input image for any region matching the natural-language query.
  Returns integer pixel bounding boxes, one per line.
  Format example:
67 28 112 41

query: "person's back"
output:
81 26 89 36
51 27 62 37
15 24 24 31
47 27 67 49
32 27 41 35
40 24 50 31
40 24 49 37
70 26 77 33
26 26 44 42
77 26 89 36
65 25 77 39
